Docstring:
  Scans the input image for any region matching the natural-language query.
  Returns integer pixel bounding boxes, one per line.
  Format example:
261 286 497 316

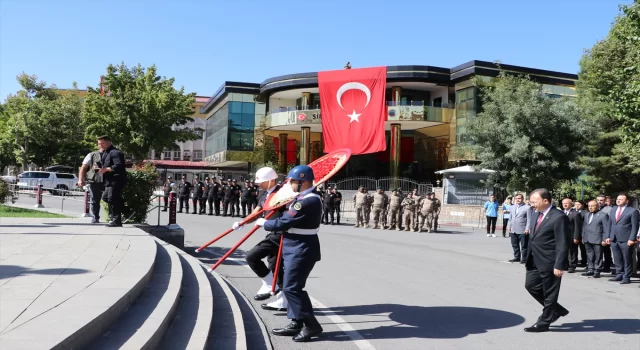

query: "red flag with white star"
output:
318 66 387 154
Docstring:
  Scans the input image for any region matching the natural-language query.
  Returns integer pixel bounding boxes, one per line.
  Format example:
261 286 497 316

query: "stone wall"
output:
433 187 485 228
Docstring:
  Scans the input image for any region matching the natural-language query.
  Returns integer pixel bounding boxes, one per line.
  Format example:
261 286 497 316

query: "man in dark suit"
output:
606 193 639 284
561 198 584 273
97 135 126 227
523 188 571 333
581 200 609 278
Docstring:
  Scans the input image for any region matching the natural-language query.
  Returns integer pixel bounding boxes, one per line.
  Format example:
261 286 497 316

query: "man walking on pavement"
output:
96 135 126 227
77 148 103 223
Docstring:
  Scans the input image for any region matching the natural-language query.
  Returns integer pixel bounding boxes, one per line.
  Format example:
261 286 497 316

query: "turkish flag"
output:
318 66 387 155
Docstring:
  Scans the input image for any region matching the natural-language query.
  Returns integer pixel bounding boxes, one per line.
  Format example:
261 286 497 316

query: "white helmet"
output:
254 167 278 184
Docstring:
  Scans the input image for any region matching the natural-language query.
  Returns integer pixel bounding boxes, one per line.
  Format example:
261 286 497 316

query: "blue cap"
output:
287 165 315 181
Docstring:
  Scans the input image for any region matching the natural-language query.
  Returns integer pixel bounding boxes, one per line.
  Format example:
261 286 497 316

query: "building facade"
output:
201 60 578 183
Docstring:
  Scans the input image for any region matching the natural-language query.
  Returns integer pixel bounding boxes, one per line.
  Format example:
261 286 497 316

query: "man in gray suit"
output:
606 193 639 284
507 193 531 263
581 200 609 278
596 194 614 273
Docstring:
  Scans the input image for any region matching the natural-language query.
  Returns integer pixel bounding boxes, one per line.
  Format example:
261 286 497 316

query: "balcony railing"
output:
268 100 452 114
265 105 454 128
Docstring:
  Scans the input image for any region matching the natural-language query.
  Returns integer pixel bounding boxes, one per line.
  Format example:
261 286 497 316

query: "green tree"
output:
465 72 592 192
577 1 640 195
0 104 18 174
82 63 201 160
3 74 88 169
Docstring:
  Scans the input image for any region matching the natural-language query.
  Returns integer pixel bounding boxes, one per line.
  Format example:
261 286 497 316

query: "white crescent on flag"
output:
336 82 371 110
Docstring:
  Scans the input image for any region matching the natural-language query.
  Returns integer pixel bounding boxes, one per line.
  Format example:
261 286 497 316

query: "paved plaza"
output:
3 197 640 350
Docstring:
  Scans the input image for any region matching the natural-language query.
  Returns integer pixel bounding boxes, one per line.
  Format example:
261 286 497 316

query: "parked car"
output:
45 164 75 173
17 171 79 195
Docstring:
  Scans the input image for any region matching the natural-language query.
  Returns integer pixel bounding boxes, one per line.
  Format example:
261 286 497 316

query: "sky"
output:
0 0 632 100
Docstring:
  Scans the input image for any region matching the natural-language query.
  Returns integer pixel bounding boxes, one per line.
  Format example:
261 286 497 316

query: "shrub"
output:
102 162 159 223
0 180 17 204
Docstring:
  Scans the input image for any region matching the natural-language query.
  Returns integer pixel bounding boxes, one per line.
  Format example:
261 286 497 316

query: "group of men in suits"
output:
521 189 639 333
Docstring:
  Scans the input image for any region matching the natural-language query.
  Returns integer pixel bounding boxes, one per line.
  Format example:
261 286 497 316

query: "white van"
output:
17 171 79 195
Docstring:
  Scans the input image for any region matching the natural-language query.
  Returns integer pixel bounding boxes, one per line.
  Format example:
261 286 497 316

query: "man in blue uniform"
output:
254 165 323 342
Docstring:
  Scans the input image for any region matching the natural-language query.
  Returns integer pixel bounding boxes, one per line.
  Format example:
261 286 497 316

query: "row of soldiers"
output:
352 187 442 232
163 176 260 217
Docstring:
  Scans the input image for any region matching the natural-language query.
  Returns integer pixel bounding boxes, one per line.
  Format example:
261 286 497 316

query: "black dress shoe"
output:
261 304 286 312
593 272 601 278
550 309 569 324
272 320 303 336
524 323 550 333
568 268 576 273
254 293 272 301
620 280 631 285
293 316 323 342
508 258 520 263
609 277 623 282
581 271 594 277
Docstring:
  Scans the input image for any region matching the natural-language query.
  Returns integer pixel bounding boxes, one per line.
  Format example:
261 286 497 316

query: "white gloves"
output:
255 218 266 227
232 222 243 230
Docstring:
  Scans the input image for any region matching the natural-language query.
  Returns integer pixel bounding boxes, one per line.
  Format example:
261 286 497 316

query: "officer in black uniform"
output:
96 135 126 227
178 176 192 213
250 181 260 211
322 186 335 224
199 178 209 214
232 179 241 217
192 177 205 214
241 180 258 218
222 179 234 216
254 165 323 342
332 187 342 225
207 177 220 216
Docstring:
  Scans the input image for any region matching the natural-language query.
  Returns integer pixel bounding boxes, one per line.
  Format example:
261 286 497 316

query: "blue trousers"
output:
283 257 316 320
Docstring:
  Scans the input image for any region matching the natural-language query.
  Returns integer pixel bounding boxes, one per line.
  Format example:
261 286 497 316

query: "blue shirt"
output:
484 201 499 217
263 192 323 233
502 203 512 219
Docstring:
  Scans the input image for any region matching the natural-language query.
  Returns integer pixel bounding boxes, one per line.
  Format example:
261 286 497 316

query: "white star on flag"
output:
347 110 361 123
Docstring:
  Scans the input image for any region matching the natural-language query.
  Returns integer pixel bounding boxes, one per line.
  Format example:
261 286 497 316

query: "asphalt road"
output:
16 196 640 350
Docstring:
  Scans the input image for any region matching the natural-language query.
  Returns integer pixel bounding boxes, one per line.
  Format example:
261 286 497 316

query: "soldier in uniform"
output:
250 181 260 211
412 188 420 231
241 179 257 218
331 187 342 225
199 178 208 214
207 177 220 216
363 187 373 228
192 177 205 214
222 179 234 216
431 192 442 232
401 192 417 232
353 186 368 228
231 179 241 217
418 192 436 232
386 189 402 230
232 167 287 308
371 187 387 229
381 189 390 229
254 165 323 342
177 176 192 213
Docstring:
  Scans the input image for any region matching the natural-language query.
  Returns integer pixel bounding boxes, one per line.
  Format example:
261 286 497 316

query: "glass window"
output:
229 102 243 114
193 150 203 160
229 113 242 128
241 102 255 114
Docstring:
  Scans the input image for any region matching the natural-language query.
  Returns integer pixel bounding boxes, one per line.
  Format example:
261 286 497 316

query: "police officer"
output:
401 192 417 232
353 186 368 228
387 189 402 230
192 177 205 214
199 178 209 214
322 186 335 225
232 179 241 216
254 165 323 342
331 187 342 225
222 179 234 216
241 180 257 217
250 181 260 211
178 176 192 213
207 177 220 215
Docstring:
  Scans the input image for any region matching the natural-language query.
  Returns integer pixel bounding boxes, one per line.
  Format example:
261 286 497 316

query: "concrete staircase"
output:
0 221 263 350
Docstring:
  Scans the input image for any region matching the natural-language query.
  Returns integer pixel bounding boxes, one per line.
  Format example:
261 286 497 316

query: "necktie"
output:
588 213 593 224
535 213 544 231
616 207 622 221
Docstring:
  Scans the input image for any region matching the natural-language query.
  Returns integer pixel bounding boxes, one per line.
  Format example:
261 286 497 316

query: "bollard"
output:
34 180 44 208
82 188 92 217
168 190 177 226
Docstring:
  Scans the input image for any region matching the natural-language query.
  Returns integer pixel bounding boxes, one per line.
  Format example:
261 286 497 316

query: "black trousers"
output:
511 232 529 261
191 197 200 213
102 184 124 223
234 197 240 216
611 241 633 281
486 216 497 233
88 182 103 221
603 245 613 270
578 242 587 264
322 205 333 223
199 197 206 213
525 263 568 327
241 198 252 217
179 195 189 212
245 233 284 288
163 194 169 209
585 242 603 272
502 218 509 236
223 198 233 216
331 206 341 223
207 197 214 214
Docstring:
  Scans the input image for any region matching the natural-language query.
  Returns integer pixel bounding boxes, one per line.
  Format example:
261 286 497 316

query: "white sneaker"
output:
256 271 274 295
487 234 491 237
491 234 496 237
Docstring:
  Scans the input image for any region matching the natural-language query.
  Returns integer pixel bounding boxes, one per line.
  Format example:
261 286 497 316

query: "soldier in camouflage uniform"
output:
363 187 373 228
386 189 402 230
381 189 389 229
371 187 387 229
353 186 368 228
431 192 442 232
418 192 436 232
401 192 417 232
412 188 422 231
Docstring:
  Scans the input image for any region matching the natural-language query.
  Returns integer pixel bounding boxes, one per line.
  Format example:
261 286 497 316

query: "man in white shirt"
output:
77 150 103 223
